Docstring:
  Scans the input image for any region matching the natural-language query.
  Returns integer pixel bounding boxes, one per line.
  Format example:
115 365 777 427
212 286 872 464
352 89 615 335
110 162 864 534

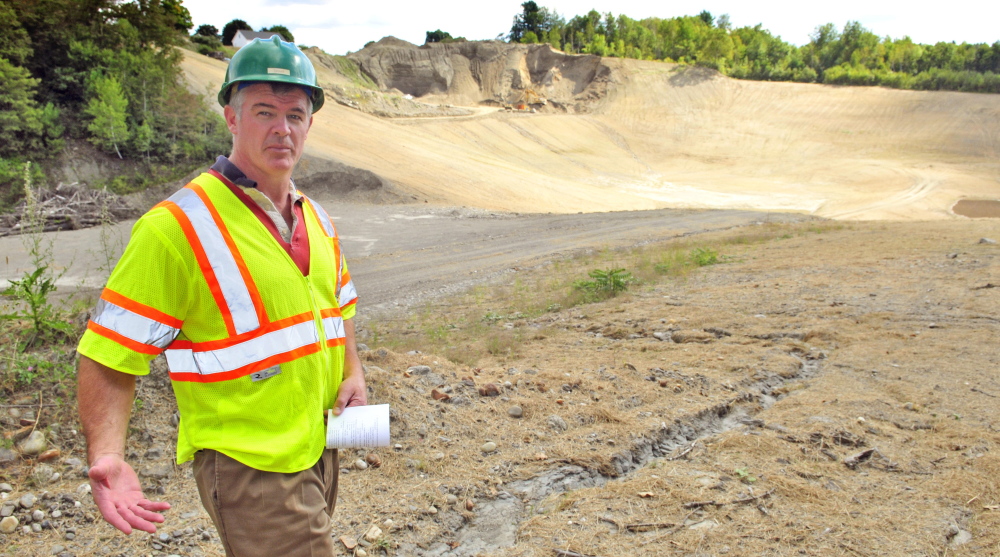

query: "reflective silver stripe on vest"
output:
338 280 358 307
92 299 179 349
164 320 319 375
307 197 336 238
322 315 345 343
168 188 260 335
307 196 343 299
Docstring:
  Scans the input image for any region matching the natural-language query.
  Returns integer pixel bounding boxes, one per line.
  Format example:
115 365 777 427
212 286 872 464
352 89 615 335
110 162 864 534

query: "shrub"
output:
573 268 636 300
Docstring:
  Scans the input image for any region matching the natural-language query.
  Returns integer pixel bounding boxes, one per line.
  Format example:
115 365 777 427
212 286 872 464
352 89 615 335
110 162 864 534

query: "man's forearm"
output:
78 355 137 463
333 318 368 414
343 318 364 380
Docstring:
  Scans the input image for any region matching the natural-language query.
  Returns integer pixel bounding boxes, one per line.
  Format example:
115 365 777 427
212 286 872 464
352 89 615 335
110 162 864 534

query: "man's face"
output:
225 83 313 181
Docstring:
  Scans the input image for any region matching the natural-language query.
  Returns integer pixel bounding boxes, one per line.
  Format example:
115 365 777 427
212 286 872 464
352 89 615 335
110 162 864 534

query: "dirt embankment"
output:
347 38 613 113
177 44 1000 220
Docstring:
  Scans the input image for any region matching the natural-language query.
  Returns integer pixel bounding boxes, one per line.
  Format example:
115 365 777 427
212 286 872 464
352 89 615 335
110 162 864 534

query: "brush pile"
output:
0 183 139 237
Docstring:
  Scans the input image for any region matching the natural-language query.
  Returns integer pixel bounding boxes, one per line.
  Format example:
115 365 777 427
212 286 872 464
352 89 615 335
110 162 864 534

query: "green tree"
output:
262 24 293 42
195 24 219 37
161 0 192 32
222 19 252 46
0 1 32 66
0 57 44 158
509 1 557 42
133 120 153 161
85 74 130 159
425 29 453 43
546 28 561 49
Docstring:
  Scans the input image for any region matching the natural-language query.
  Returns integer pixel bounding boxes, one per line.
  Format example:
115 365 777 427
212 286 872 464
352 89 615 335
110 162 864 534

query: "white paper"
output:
326 404 391 448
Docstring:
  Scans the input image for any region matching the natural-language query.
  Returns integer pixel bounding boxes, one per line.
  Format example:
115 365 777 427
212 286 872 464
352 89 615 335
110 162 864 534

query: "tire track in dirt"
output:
822 175 938 220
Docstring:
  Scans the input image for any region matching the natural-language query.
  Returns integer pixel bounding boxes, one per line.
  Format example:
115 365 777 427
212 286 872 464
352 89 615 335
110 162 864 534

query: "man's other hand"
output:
332 367 367 415
89 454 171 534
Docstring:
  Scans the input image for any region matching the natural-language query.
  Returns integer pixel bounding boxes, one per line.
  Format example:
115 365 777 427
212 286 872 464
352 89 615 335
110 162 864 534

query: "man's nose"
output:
273 117 291 136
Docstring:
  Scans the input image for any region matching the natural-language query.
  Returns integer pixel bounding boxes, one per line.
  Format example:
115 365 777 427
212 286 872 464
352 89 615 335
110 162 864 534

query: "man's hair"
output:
229 82 314 118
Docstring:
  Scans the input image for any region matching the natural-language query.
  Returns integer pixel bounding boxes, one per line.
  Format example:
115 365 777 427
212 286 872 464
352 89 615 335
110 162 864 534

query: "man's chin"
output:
263 156 296 173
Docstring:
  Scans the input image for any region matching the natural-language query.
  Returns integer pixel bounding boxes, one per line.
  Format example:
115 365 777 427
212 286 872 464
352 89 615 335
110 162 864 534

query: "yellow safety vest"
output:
78 171 358 472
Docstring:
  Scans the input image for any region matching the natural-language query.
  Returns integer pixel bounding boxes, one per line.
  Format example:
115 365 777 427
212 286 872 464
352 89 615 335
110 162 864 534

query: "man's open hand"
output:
89 454 171 534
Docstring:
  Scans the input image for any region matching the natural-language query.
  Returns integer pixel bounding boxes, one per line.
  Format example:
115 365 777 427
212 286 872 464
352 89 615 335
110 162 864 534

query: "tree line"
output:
503 2 1000 94
189 20 295 57
0 0 235 207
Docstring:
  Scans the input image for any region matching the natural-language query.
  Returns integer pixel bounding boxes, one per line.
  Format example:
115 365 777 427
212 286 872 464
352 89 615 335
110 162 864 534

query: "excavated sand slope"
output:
179 43 1000 220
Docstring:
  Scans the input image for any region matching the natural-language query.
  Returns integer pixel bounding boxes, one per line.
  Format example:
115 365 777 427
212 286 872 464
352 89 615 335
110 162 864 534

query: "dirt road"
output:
0 203 808 310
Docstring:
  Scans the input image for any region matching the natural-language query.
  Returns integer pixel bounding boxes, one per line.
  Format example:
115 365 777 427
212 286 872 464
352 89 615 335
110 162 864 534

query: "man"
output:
76 37 366 555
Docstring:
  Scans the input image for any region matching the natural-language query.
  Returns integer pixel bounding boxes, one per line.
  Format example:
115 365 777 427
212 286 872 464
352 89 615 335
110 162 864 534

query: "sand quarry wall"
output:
179 43 1000 220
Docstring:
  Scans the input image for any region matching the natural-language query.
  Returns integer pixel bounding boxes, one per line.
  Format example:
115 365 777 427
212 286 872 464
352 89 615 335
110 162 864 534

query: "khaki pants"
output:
193 449 339 557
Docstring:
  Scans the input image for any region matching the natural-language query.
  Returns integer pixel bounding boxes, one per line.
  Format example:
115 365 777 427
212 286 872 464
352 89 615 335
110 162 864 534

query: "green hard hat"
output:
218 36 325 113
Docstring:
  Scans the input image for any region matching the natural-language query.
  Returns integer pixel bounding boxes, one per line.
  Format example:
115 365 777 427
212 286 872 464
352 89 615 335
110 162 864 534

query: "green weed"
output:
1 163 73 348
573 268 636 300
689 247 719 267
735 467 757 484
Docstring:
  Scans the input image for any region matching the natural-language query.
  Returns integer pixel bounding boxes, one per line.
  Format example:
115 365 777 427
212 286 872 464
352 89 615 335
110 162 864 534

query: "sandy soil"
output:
177 47 1000 221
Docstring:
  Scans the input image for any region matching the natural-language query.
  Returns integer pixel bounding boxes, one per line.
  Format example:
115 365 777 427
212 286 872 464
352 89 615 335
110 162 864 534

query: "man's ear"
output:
224 105 238 134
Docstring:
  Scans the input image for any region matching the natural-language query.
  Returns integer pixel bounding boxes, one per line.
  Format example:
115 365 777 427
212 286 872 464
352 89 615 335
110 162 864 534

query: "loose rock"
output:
340 535 358 550
354 459 369 471
17 430 47 455
19 493 37 509
547 415 568 432
478 383 501 397
365 453 382 468
671 330 715 344
0 484 10 493
430 389 450 401
0 516 17 533
481 441 498 453
0 449 15 465
508 406 523 418
364 524 383 542
408 365 431 375
979 238 996 245
32 464 56 486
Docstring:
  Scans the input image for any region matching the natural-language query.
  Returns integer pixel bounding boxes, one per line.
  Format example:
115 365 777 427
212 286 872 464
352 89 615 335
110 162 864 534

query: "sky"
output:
182 1 1000 56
